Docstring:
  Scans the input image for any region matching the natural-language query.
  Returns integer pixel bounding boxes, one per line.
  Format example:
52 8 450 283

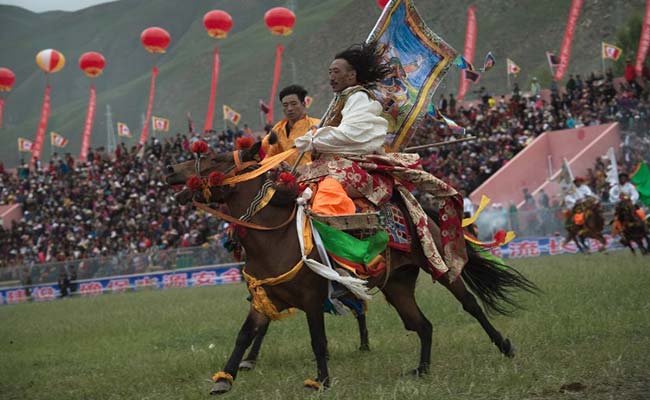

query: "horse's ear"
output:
242 141 263 162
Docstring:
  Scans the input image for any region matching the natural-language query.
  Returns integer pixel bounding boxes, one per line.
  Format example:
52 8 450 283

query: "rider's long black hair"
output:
335 42 391 85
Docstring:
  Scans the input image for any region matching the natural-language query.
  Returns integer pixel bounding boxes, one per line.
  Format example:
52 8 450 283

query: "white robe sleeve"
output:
310 92 388 154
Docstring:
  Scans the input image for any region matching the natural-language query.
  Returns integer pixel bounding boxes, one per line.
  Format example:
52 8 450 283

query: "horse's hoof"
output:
500 338 516 358
403 366 428 377
210 380 232 395
304 378 329 391
359 343 370 352
238 360 256 371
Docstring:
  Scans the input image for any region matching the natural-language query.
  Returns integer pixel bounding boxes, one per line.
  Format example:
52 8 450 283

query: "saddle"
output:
307 199 412 279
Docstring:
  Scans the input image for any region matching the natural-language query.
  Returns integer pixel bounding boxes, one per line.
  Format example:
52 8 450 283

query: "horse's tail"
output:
462 243 540 316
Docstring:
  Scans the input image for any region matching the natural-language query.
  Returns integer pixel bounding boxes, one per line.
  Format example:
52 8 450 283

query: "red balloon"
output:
79 52 106 78
141 27 171 54
376 0 390 8
264 7 296 36
0 67 16 92
203 10 233 39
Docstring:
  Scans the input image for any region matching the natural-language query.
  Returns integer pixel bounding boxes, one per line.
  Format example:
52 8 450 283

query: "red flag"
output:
546 51 559 74
259 99 270 114
203 47 220 133
79 84 96 162
267 43 284 124
31 84 51 166
636 0 650 75
554 0 583 81
458 6 476 101
139 67 158 146
0 98 4 129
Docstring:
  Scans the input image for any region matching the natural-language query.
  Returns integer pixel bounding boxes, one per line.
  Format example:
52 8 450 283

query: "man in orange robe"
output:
262 85 320 166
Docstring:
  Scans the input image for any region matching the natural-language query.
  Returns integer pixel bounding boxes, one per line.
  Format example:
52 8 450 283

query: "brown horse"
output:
564 199 607 253
614 200 650 255
166 142 538 395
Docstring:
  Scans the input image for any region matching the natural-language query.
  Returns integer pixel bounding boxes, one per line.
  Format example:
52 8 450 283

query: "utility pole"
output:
105 104 117 154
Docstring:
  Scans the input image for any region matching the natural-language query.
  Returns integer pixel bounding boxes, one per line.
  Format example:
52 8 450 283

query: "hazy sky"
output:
0 0 115 12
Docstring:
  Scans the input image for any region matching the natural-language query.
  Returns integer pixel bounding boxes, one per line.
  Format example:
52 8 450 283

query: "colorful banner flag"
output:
481 52 495 72
259 99 270 114
152 116 170 132
555 158 575 196
18 138 33 152
50 132 68 148
631 161 650 206
546 51 560 74
203 47 220 133
602 42 622 61
636 0 650 76
464 70 481 83
427 103 465 135
366 0 459 152
139 67 158 146
604 146 619 191
507 58 521 75
31 84 51 166
117 122 131 137
458 6 476 101
223 105 241 125
79 84 96 162
554 0 583 81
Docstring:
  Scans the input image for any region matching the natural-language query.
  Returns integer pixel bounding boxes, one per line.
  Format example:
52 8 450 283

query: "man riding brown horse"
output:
563 177 607 252
166 42 538 396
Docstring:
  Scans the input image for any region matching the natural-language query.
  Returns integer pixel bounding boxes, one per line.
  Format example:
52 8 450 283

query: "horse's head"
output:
165 141 262 204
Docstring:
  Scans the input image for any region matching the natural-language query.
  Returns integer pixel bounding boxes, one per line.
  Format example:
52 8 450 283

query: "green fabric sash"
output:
311 219 388 265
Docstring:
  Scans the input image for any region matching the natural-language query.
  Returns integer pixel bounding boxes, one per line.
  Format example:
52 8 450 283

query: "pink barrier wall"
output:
470 123 620 208
0 204 22 229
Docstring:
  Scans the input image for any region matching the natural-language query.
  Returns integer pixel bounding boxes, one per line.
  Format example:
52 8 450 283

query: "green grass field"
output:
1 253 649 400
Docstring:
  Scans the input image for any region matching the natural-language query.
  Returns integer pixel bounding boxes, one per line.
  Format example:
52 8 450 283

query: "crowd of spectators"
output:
2 64 650 275
0 128 250 279
414 64 650 196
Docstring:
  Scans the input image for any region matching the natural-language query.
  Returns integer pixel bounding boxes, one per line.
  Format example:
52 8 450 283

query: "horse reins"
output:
192 149 297 231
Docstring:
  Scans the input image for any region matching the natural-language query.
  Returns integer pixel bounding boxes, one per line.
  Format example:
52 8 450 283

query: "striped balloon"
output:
36 49 66 74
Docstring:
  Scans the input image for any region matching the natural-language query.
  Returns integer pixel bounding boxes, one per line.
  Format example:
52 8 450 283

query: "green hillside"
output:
0 0 643 166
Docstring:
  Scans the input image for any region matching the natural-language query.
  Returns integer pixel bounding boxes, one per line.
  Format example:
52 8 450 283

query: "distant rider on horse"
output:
564 177 599 231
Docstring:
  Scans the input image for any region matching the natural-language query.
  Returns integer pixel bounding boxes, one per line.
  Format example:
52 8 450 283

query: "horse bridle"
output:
193 150 297 231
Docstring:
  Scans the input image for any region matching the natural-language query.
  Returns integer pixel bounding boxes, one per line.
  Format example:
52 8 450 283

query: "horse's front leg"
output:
304 305 330 390
239 315 271 371
210 308 269 395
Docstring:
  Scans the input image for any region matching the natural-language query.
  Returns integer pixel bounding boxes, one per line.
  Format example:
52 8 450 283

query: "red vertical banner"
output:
203 47 220 133
31 84 51 166
267 43 284 124
0 98 4 129
554 0 583 81
79 84 96 162
457 6 476 101
139 67 158 146
636 0 650 75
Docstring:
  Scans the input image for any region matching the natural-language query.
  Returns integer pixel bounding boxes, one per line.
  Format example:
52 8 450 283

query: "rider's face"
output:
329 59 357 93
280 94 305 124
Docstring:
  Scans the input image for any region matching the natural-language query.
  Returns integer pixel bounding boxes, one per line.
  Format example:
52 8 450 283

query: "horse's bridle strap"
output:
193 201 297 231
